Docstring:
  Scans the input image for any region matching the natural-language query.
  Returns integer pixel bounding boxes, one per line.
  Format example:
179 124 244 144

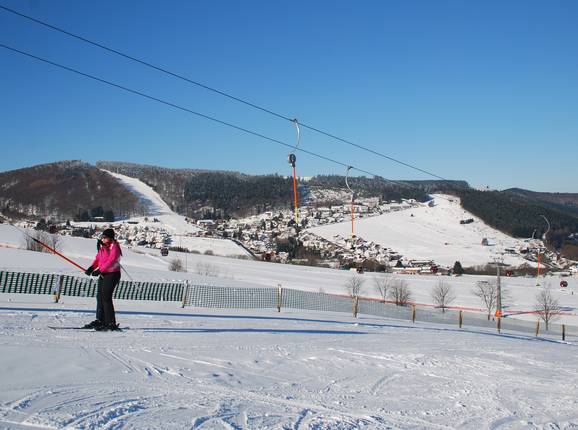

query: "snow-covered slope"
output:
0 297 577 429
1 225 577 326
97 170 251 258
309 195 533 267
104 170 199 234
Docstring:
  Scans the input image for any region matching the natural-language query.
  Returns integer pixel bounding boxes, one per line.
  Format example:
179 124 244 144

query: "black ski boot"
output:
95 323 121 332
82 320 103 329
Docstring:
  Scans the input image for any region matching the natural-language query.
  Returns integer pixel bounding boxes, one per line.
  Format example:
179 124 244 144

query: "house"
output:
197 219 216 229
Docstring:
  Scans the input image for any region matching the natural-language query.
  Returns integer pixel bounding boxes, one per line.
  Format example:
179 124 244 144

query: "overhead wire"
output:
0 43 428 194
0 3 453 183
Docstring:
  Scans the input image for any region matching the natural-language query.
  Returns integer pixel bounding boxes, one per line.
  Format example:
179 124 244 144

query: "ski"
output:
48 326 127 331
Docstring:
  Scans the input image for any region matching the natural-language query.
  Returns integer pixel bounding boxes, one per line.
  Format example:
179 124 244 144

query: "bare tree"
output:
431 280 456 313
373 274 393 302
534 287 561 330
169 258 185 272
473 280 498 320
48 233 61 252
388 279 412 306
196 262 220 277
25 230 51 253
345 274 365 298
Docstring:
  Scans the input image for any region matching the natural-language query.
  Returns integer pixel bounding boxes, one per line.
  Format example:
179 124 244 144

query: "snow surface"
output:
104 170 200 235
2 183 578 428
1 295 577 429
309 195 534 268
1 225 578 326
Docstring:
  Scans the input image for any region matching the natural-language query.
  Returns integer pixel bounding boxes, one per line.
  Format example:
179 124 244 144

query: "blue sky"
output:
1 0 577 192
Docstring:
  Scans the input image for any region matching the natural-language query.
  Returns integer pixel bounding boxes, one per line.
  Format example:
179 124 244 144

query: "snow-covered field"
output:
1 224 578 326
1 295 577 429
2 178 578 428
309 195 535 268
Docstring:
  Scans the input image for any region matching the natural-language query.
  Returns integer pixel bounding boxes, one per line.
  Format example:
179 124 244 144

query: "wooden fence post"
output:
459 310 463 328
53 274 63 303
562 324 566 341
535 320 540 337
412 305 416 323
277 284 282 313
181 281 189 308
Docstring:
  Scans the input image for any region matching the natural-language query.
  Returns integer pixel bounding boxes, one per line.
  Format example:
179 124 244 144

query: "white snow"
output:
0 295 577 429
104 170 200 235
2 189 578 428
1 224 577 325
309 195 534 267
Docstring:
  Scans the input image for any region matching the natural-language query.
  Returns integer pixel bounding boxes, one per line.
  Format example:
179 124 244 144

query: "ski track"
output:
2 307 578 429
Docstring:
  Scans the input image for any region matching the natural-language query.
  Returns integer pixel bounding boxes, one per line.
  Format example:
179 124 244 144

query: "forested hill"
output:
96 162 457 218
307 176 468 202
96 161 293 217
455 189 578 256
503 188 578 217
0 161 141 221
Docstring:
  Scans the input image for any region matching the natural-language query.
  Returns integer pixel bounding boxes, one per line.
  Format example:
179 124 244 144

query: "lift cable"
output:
0 4 451 183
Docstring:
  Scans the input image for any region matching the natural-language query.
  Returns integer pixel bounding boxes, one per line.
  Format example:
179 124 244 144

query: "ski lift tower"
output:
536 215 551 286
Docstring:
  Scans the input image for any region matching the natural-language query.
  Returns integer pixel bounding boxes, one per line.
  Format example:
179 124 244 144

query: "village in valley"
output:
18 192 575 277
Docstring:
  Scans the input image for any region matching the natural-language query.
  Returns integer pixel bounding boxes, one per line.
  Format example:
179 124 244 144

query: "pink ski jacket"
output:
91 240 122 273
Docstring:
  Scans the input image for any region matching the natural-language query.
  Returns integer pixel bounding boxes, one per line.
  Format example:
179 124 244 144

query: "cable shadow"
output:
1 305 575 346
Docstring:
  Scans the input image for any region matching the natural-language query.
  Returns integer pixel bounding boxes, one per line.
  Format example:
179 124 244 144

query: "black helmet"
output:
102 228 115 240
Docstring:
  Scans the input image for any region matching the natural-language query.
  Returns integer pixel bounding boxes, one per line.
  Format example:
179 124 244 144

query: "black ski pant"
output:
95 272 121 325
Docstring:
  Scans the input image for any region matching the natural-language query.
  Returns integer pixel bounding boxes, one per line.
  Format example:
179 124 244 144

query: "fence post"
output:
181 281 189 308
497 317 501 333
411 305 416 323
53 274 63 303
535 320 540 337
562 324 566 341
277 284 282 313
459 310 463 328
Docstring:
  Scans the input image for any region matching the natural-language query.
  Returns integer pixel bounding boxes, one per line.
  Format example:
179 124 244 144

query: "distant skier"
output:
83 228 122 331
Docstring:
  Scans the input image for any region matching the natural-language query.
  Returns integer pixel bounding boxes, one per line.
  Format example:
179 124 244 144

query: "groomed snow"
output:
104 170 200 235
0 295 577 429
309 195 535 268
1 225 577 326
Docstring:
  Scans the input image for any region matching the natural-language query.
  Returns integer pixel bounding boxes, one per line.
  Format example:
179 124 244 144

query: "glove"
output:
84 266 94 276
91 269 101 277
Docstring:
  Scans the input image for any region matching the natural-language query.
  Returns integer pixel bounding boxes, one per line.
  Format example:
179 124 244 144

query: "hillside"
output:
97 160 296 217
95 161 467 218
0 161 142 221
308 194 535 268
504 188 578 217
455 189 578 258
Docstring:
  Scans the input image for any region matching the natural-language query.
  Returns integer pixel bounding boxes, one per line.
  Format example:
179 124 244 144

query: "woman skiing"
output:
83 228 122 331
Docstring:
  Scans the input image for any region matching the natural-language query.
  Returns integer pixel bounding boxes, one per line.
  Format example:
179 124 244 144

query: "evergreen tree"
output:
453 261 464 275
